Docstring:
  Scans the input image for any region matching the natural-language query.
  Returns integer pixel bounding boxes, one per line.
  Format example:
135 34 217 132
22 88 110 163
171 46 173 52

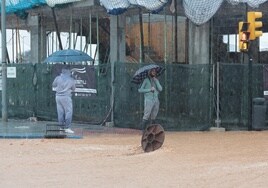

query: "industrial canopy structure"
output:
1 0 268 65
1 0 268 25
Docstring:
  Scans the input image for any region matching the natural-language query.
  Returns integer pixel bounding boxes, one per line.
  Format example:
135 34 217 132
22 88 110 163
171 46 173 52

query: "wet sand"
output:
1 131 268 188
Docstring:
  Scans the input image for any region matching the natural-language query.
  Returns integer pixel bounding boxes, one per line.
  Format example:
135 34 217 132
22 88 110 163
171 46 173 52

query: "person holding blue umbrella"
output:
52 66 76 134
138 67 163 131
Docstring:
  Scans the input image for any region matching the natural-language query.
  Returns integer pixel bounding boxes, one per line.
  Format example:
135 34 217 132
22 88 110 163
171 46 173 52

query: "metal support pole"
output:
164 10 168 120
51 7 63 50
174 0 178 62
89 12 92 58
69 9 72 49
80 17 82 51
96 14 99 64
109 15 118 126
1 0 7 122
139 8 144 63
248 55 253 130
215 62 221 127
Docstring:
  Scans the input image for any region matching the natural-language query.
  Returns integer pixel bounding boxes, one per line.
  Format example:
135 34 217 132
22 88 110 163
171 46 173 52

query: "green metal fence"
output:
0 62 266 131
219 63 264 130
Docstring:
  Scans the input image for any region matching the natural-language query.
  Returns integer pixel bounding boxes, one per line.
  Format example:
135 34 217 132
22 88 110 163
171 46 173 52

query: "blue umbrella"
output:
44 49 93 63
132 64 165 84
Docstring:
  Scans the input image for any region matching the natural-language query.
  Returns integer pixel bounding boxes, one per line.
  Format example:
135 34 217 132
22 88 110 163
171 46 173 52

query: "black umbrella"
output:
132 64 165 84
44 49 93 63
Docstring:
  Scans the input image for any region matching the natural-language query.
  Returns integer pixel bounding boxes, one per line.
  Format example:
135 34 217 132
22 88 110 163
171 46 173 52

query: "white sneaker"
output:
65 128 74 134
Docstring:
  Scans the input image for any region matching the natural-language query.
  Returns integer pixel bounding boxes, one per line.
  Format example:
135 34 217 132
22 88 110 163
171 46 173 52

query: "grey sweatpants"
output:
56 95 73 128
142 98 160 121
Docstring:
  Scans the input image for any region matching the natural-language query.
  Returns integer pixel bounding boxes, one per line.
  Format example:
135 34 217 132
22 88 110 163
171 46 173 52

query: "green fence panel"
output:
162 64 212 131
2 63 111 124
114 63 212 131
6 64 35 118
219 63 264 130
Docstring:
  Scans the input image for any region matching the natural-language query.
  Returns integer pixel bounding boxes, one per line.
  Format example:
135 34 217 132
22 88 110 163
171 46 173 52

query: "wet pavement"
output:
0 119 141 139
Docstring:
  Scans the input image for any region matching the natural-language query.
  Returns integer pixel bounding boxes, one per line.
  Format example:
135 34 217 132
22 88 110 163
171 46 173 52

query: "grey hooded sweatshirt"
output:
52 69 76 96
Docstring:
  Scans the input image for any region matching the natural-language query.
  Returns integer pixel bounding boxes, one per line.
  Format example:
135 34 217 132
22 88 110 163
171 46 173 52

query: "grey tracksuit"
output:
52 69 76 128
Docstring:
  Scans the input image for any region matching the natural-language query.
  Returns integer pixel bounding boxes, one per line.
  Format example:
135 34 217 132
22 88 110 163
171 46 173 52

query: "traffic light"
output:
239 21 250 52
247 11 263 40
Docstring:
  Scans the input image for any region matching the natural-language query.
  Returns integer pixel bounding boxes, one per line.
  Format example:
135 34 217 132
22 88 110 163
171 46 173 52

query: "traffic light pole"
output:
239 10 262 130
247 52 253 130
246 7 252 130
245 3 252 130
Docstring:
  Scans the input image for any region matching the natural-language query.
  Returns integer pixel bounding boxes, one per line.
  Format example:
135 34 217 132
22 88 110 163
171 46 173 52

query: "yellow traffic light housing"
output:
247 11 263 40
239 21 250 52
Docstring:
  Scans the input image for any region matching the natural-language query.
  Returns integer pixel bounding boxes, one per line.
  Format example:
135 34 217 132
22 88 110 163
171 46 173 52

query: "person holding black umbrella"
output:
138 68 163 131
52 66 76 134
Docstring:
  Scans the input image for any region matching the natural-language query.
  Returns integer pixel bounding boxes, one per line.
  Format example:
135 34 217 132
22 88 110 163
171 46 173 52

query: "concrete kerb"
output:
209 127 226 132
